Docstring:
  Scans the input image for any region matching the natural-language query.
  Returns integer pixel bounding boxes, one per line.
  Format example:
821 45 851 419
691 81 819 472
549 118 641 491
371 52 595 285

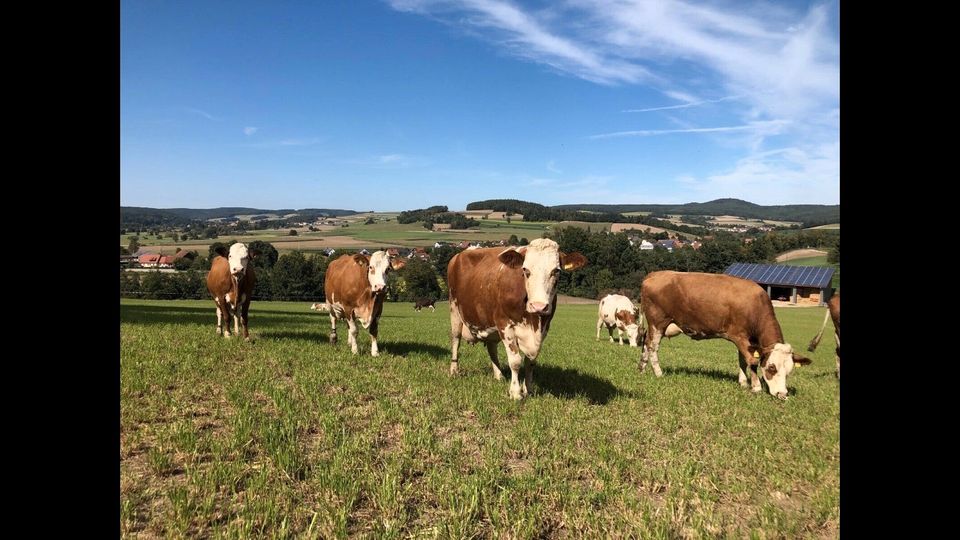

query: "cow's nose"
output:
529 302 548 313
776 392 788 401
372 284 384 292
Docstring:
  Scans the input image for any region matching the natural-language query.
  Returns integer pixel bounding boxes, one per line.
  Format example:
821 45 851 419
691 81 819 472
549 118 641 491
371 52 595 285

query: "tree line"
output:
121 228 838 303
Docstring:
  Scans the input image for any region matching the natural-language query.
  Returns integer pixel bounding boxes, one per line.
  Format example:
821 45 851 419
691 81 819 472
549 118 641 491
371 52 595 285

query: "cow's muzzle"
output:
776 392 789 401
528 302 550 314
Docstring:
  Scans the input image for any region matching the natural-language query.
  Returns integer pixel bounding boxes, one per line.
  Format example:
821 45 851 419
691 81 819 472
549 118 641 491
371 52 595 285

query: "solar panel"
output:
723 262 834 288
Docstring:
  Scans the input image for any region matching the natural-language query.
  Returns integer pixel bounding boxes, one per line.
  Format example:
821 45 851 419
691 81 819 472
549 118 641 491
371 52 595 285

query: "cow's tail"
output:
807 307 831 351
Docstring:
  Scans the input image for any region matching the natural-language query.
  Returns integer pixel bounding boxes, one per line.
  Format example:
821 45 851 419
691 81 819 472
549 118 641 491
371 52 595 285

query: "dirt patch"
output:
775 249 828 262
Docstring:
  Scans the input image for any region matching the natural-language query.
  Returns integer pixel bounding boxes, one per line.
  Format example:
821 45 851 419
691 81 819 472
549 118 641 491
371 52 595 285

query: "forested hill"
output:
551 198 839 226
120 207 358 227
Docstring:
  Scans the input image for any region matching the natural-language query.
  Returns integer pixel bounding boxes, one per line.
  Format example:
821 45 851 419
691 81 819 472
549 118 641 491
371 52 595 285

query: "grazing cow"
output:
596 294 642 347
310 302 330 313
808 292 840 378
414 298 436 312
324 251 406 356
447 238 587 400
206 243 256 340
639 271 811 400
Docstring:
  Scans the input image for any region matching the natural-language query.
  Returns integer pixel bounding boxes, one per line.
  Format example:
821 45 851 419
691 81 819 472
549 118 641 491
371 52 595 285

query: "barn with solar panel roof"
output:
724 263 836 306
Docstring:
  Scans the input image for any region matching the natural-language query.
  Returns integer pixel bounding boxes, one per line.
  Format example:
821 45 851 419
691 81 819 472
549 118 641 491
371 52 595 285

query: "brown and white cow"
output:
808 292 840 378
447 238 587 400
206 243 256 340
639 271 811 400
596 294 642 347
324 250 406 356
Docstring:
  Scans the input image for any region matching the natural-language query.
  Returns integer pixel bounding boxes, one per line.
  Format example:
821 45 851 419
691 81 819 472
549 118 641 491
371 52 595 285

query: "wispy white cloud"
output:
546 160 562 174
185 107 218 121
590 120 790 139
623 95 742 113
344 153 429 168
387 0 839 200
243 127 259 136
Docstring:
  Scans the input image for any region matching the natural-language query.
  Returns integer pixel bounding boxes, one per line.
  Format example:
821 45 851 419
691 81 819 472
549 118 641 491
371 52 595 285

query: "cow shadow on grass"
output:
661 366 800 396
120 304 315 326
530 365 623 405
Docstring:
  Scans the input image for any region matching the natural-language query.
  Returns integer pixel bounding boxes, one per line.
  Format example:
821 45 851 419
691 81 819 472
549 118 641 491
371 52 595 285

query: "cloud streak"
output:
243 127 259 136
622 95 742 113
185 107 218 121
590 120 790 139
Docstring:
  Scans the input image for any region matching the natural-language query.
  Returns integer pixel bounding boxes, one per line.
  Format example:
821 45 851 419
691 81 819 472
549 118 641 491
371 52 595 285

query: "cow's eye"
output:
522 268 531 278
551 268 560 276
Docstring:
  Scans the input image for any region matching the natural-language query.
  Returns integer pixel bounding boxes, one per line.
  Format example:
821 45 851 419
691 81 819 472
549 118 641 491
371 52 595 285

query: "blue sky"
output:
121 0 839 211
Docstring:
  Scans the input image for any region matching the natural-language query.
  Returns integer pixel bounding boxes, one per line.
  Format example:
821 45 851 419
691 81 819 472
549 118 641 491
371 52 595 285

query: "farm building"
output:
724 262 835 306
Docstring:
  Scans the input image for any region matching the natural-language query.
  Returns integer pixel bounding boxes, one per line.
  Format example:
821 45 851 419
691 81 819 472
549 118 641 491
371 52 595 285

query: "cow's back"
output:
642 271 774 335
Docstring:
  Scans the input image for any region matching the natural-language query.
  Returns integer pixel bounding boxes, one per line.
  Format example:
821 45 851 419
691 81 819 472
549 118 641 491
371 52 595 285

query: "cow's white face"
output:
367 251 406 293
763 343 796 399
228 243 250 277
498 238 587 315
625 324 640 347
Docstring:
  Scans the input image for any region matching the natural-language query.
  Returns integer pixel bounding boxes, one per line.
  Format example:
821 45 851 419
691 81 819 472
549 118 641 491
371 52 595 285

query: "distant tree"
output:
508 234 519 245
520 237 529 245
247 240 279 269
364 217 375 225
828 238 839 264
181 233 189 242
127 236 141 254
288 229 298 236
398 258 442 302
204 227 219 239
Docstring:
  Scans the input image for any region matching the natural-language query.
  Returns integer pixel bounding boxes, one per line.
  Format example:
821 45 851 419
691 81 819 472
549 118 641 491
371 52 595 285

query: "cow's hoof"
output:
492 370 503 381
223 333 232 339
751 386 762 393
449 364 460 376
371 351 380 358
509 389 524 401
329 336 337 344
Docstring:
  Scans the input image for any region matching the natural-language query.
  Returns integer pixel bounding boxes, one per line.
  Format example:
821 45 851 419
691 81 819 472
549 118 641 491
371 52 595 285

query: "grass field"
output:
121 299 840 538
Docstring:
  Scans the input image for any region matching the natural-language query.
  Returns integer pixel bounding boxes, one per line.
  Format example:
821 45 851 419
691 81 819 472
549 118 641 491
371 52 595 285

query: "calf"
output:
324 251 406 356
596 294 642 347
447 238 587 400
808 292 840 378
206 243 256 340
639 271 811 400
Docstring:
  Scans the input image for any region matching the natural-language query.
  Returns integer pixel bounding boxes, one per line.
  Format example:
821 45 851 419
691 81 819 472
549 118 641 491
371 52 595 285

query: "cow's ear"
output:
792 353 813 366
352 254 369 266
390 258 406 271
560 252 587 271
498 248 525 268
215 246 229 258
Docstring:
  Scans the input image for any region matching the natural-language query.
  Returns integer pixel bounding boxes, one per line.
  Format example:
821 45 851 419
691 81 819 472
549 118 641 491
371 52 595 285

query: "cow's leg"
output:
835 332 840 379
596 317 603 341
502 335 525 400
738 342 762 392
214 300 224 336
430 305 435 312
240 298 251 341
232 302 241 336
346 317 359 355
485 340 503 380
449 302 464 376
222 302 234 338
617 327 625 345
369 318 380 357
639 326 664 377
522 358 534 397
737 352 750 388
328 311 338 344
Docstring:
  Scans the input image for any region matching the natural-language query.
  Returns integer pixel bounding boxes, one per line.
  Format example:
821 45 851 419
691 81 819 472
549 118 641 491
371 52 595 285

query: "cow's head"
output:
615 309 641 347
498 238 587 314
761 343 813 400
228 243 252 278
361 251 406 293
